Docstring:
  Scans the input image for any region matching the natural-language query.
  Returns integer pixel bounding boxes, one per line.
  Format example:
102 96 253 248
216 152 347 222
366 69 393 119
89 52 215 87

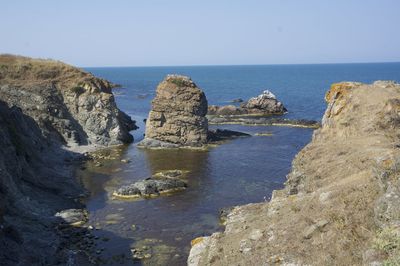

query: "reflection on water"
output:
77 124 313 265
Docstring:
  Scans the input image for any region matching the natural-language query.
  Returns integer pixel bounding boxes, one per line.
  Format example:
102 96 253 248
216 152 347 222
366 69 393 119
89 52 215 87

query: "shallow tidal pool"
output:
77 124 313 265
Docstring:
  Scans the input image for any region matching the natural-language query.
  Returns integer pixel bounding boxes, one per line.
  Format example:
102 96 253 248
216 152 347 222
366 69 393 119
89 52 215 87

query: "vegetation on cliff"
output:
189 81 400 265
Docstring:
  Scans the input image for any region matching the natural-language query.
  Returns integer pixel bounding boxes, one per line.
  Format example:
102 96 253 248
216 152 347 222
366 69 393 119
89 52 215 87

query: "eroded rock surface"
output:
0 54 137 147
139 75 208 148
189 81 400 266
208 116 320 128
113 177 187 198
208 90 286 116
0 55 137 265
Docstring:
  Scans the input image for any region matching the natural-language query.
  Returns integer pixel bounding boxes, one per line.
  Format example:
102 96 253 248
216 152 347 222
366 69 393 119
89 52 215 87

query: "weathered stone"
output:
140 75 208 147
0 55 137 147
188 81 400 266
55 209 88 226
113 177 187 198
207 90 286 116
241 90 286 114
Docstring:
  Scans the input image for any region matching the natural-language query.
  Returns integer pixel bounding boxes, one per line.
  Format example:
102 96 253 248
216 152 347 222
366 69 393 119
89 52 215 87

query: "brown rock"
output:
140 75 208 147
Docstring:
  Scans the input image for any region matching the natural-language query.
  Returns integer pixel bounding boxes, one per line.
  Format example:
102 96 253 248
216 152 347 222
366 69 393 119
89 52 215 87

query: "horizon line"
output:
82 60 400 69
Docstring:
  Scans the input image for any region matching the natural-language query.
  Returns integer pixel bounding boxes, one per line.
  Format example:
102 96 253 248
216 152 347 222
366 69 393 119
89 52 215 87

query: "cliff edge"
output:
0 55 137 265
189 81 400 265
0 54 136 147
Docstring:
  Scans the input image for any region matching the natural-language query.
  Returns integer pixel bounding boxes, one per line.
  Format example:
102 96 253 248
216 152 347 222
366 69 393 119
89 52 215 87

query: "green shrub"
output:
170 78 186 87
70 86 85 95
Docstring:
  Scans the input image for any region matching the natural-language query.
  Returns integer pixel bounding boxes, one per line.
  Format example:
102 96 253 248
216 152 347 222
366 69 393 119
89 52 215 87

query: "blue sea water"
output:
78 63 400 265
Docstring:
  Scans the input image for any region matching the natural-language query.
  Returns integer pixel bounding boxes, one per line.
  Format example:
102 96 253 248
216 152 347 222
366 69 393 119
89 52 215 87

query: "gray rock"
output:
55 209 88 225
207 90 287 116
114 177 187 198
241 90 287 114
0 55 137 147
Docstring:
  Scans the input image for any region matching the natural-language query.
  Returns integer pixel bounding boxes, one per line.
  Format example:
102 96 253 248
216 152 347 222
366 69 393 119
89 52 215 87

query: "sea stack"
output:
139 75 208 148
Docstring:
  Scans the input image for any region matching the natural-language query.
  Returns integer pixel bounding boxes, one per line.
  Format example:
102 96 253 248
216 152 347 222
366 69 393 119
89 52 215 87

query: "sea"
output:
77 63 400 265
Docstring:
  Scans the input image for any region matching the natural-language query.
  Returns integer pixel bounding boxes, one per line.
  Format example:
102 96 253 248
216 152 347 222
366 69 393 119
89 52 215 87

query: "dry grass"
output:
0 54 114 89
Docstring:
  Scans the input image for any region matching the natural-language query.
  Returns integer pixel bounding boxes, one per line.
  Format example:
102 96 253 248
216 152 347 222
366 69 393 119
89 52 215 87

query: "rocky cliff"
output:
189 81 400 265
139 75 208 148
0 54 136 147
0 55 137 265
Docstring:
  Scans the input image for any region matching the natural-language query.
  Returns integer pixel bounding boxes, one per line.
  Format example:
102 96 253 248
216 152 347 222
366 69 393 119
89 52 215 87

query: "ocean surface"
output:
78 63 400 265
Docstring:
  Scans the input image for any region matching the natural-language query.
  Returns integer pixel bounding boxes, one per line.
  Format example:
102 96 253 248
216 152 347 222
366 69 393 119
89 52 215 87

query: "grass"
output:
373 227 400 265
70 86 85 95
170 78 187 87
0 54 114 90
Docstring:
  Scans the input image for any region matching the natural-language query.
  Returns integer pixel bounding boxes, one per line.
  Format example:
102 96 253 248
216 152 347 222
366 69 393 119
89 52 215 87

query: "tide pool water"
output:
78 63 400 265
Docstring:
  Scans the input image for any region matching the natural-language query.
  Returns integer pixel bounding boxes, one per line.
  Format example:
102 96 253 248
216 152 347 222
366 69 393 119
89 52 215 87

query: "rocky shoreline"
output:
0 55 136 265
188 81 400 265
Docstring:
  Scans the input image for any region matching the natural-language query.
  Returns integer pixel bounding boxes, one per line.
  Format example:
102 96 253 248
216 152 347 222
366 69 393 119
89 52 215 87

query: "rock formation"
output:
0 54 137 147
189 81 400 265
113 177 187 199
207 90 287 116
0 55 137 264
139 75 208 147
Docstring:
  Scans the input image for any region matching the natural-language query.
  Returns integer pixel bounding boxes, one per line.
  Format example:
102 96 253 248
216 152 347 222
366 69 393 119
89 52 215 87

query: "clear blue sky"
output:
1 0 399 67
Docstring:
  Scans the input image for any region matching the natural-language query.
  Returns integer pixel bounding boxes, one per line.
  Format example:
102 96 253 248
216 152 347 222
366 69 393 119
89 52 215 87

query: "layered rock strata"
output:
189 81 400 265
139 75 208 148
0 55 137 264
0 54 136 147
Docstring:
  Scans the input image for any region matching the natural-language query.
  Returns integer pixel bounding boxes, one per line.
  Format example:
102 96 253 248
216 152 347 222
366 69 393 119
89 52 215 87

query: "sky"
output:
1 0 399 67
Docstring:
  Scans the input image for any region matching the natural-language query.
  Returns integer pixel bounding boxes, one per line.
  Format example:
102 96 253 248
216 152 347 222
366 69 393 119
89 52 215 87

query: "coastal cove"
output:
75 63 400 265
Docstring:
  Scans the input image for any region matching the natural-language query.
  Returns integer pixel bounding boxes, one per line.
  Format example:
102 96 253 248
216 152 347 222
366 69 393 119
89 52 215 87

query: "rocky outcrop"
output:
0 99 86 265
113 177 187 199
113 170 188 199
0 54 137 147
207 90 286 116
189 81 400 266
139 75 208 148
208 116 320 128
0 55 137 265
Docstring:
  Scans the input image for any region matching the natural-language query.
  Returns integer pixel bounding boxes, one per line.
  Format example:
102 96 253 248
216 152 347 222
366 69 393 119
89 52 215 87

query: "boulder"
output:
241 90 286 114
207 129 251 143
113 177 187 198
139 75 208 147
207 90 286 116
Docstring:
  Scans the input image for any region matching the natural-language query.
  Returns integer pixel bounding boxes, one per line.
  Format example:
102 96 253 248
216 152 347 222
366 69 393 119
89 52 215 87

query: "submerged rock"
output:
208 116 320 128
231 98 244 103
113 177 187 199
153 170 188 179
207 129 251 143
139 75 208 148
